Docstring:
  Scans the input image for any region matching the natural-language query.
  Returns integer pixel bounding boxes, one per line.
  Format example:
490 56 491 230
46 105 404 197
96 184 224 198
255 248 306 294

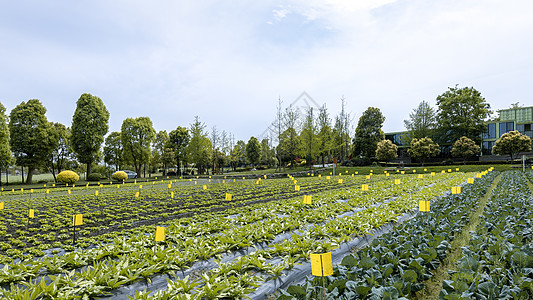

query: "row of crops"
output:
0 169 494 299
278 170 533 300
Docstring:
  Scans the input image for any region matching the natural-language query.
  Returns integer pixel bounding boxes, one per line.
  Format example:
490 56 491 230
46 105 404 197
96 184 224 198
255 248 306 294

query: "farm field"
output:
0 168 525 299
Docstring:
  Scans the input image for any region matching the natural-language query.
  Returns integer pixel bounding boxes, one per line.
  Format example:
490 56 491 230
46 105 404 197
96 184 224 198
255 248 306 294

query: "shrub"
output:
112 171 127 181
57 171 79 184
87 173 102 181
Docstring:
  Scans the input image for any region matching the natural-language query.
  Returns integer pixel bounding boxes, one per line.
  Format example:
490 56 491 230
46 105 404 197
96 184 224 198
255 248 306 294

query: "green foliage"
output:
403 100 436 143
407 137 440 165
70 93 110 176
87 173 102 181
104 132 122 171
0 102 13 170
9 99 57 183
491 130 532 160
187 116 211 174
46 122 71 181
278 128 301 167
353 107 385 158
376 139 398 161
317 104 332 166
121 117 156 176
435 85 491 143
56 170 79 184
246 136 261 166
300 107 318 165
112 171 127 181
168 126 189 166
451 136 480 163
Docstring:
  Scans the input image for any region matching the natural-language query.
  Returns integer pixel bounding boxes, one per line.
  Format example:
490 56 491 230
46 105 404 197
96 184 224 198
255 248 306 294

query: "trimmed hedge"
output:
87 173 102 181
112 171 127 181
56 170 79 184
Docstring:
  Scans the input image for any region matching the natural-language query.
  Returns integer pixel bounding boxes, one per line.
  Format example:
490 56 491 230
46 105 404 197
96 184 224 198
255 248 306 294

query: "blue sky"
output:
1 0 532 141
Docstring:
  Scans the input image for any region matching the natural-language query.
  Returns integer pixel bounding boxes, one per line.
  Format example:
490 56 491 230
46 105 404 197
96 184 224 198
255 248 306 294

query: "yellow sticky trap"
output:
68 190 71 195
95 191 99 196
419 200 430 212
370 170 373 173
52 184 55 187
139 185 143 189
30 189 33 193
223 180 225 184
243 177 245 180
394 179 400 185
225 193 232 201
431 172 435 176
452 186 461 194
386 173 390 177
29 209 34 218
318 174 321 178
413 170 416 173
418 174 423 179
196 176 199 179
46 189 50 194
264 175 267 179
365 175 371 179
209 176 211 179
44 184 46 187
72 214 83 226
401 171 405 175
209 179 211 182
362 184 369 191
0 202 3 210
155 226 165 242
326 176 330 180
441 170 445 173
233 179 236 182
338 179 343 184
467 178 475 184
295 185 300 191
310 252 333 276
194 181 197 185
456 168 459 171
170 192 174 198
476 173 482 178
133 192 139 197
117 185 120 189
448 169 452 173
134 180 137 184
21 188 24 192
303 195 312 204
202 185 207 190
424 168 427 171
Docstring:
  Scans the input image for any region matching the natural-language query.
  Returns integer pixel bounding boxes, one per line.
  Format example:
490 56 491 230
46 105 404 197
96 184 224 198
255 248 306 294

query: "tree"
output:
46 123 72 182
403 100 436 143
275 97 285 171
332 98 352 161
451 136 480 164
260 138 274 167
376 139 398 162
121 117 155 176
278 127 301 167
9 100 56 184
407 137 440 166
317 104 332 167
152 130 169 175
0 102 13 186
435 85 491 144
246 136 262 167
492 130 532 161
188 116 212 174
353 107 385 158
230 140 247 171
104 132 122 171
210 126 220 173
168 126 190 171
300 107 318 169
71 93 109 178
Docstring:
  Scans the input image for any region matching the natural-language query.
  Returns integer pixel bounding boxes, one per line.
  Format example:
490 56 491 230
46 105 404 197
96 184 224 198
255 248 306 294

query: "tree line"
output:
0 85 531 185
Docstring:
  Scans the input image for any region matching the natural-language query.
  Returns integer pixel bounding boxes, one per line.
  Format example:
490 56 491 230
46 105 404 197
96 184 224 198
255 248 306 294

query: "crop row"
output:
440 170 533 299
277 168 498 299
0 172 469 299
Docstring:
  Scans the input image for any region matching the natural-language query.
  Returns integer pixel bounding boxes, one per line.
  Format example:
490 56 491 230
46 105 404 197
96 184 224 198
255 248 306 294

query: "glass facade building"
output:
482 106 533 155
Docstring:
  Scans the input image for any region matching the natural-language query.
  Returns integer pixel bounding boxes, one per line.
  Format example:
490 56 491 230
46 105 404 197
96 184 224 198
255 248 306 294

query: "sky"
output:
1 0 532 142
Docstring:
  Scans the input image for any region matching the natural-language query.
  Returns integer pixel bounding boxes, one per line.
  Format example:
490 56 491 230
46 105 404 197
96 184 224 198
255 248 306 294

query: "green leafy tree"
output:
104 132 122 171
435 85 491 144
71 93 109 178
121 117 155 176
260 138 274 167
152 130 169 175
332 99 351 161
353 107 385 158
187 116 212 174
278 127 301 168
403 100 436 143
46 123 72 182
300 107 318 169
407 137 440 166
0 102 13 185
230 140 247 171
492 130 532 161
168 126 190 169
451 136 480 164
9 100 56 184
317 104 332 167
376 139 398 162
246 136 262 167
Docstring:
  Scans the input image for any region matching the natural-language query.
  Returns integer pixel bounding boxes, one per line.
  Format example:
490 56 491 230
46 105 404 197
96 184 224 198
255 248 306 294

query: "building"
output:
482 106 533 155
385 105 533 158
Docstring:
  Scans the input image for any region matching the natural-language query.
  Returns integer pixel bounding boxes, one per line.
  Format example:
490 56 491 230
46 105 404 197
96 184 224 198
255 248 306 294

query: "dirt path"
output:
414 173 503 300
